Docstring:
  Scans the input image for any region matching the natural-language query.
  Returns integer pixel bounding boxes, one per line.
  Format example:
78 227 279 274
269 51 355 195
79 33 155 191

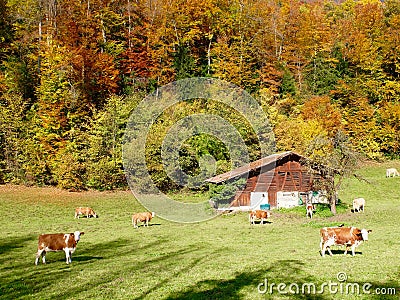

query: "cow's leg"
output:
344 246 349 255
321 245 328 257
320 242 325 257
41 250 47 264
323 237 335 256
321 242 329 257
351 245 356 256
64 249 70 264
35 249 44 265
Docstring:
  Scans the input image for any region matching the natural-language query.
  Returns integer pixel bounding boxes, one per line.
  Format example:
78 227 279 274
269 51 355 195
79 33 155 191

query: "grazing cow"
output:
249 210 271 225
35 231 84 265
75 207 98 219
320 226 371 257
306 203 315 218
132 212 155 228
352 198 365 213
386 168 400 177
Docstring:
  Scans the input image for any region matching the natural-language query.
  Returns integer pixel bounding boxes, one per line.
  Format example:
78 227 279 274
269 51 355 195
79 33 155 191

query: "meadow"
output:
0 161 399 299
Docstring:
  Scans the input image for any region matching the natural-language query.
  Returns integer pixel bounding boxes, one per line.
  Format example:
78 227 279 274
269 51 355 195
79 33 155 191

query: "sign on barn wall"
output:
250 192 269 209
276 191 300 208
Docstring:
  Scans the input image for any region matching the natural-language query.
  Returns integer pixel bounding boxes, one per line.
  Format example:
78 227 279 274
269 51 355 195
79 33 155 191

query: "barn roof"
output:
205 151 305 184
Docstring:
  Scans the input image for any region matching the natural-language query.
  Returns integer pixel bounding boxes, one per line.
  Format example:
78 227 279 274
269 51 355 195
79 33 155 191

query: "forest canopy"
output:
0 0 399 190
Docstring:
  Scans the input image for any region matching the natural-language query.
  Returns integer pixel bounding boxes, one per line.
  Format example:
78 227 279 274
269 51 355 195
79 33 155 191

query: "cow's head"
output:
360 229 372 241
74 231 84 242
151 212 156 218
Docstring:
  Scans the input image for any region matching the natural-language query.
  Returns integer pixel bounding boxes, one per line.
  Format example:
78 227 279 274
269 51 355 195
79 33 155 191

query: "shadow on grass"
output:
0 236 206 299
74 255 104 262
320 249 363 256
164 259 400 299
250 221 273 225
0 237 139 299
0 234 35 254
165 260 327 300
0 234 36 264
132 223 162 228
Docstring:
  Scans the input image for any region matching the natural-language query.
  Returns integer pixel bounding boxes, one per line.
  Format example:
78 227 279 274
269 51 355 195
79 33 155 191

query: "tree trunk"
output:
330 198 337 215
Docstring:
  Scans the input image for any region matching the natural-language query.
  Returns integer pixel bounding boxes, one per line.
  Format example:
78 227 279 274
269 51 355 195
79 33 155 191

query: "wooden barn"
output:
206 151 327 210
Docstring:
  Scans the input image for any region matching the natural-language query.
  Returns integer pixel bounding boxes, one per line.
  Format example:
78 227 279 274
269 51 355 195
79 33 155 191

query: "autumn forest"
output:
0 0 399 191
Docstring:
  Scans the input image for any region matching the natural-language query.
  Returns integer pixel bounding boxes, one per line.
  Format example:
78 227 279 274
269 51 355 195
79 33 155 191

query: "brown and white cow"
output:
35 231 84 265
249 210 271 225
306 203 315 218
352 198 365 213
75 207 98 219
132 212 155 228
320 226 371 257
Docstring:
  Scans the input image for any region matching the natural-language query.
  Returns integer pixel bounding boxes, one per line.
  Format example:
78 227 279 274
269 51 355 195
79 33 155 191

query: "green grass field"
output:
0 161 399 299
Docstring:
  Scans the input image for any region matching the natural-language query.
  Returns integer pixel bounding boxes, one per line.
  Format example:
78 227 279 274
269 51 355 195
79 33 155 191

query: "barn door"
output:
268 190 277 207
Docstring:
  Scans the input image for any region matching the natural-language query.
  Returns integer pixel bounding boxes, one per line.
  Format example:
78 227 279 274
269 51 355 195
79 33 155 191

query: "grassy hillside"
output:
0 161 399 299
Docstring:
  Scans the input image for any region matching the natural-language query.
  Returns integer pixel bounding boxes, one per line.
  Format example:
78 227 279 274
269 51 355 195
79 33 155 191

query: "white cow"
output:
353 198 365 213
386 168 399 177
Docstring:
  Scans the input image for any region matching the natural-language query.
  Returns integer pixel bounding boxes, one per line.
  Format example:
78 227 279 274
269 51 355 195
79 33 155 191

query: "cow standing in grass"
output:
352 198 365 213
75 207 98 218
306 203 315 218
35 231 84 265
386 168 399 177
132 212 155 228
320 226 371 257
249 210 270 225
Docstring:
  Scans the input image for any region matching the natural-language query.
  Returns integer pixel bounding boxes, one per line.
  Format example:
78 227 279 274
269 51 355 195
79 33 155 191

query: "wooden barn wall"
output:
232 158 319 207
